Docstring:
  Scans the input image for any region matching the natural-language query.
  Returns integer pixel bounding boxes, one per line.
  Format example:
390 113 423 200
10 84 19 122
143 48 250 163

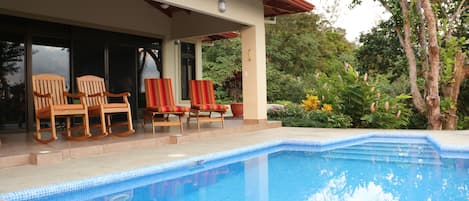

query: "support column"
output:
241 25 267 124
162 38 180 102
195 40 203 80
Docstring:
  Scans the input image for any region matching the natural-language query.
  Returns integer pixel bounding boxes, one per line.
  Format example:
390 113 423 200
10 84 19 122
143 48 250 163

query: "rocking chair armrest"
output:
64 92 86 99
33 92 51 98
105 92 130 97
88 92 105 98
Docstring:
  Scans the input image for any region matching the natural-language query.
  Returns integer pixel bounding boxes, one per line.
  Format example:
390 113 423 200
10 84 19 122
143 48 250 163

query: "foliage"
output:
266 13 356 77
360 94 412 128
302 95 321 111
202 38 241 87
457 116 469 130
354 0 469 129
307 64 412 128
221 71 242 102
0 41 25 125
355 20 408 81
267 104 352 128
203 13 356 104
203 8 444 129
267 68 305 103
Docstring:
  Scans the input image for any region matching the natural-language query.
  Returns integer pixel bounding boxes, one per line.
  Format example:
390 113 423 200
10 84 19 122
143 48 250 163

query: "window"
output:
72 40 105 79
138 47 161 93
0 15 163 131
180 42 195 100
108 45 137 119
138 46 162 110
32 37 70 90
0 33 26 130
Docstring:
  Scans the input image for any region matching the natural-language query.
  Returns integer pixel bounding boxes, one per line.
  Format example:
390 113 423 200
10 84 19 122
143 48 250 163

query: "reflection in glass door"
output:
181 42 195 100
32 38 70 90
72 40 105 78
137 47 161 110
0 34 26 131
109 45 137 119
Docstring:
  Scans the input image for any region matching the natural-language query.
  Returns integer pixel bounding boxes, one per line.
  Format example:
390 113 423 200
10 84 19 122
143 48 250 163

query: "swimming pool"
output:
1 133 469 201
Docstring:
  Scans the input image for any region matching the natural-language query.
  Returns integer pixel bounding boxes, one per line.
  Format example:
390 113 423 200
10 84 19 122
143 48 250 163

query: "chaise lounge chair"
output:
143 78 190 134
76 75 135 138
32 73 91 143
187 80 227 129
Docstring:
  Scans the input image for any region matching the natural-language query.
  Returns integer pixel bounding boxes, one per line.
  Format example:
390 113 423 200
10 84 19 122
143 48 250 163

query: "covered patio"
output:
0 119 282 168
0 0 313 168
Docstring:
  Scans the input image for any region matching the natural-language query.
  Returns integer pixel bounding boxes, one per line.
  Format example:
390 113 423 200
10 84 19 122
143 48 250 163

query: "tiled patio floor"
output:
0 126 468 194
0 118 281 168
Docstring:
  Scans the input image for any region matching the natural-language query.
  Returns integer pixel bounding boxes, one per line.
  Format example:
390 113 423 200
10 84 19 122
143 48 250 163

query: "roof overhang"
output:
263 0 315 17
201 31 239 43
145 0 314 42
145 0 314 18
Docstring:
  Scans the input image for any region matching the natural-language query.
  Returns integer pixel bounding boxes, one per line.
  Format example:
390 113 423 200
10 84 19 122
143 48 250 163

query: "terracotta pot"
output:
230 103 243 117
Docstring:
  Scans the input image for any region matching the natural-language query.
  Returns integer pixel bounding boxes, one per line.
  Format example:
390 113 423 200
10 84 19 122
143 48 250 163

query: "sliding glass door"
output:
0 33 25 131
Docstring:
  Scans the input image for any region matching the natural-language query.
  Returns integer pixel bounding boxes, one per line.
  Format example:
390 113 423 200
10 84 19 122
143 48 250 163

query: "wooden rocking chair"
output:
187 80 227 129
143 78 190 134
32 74 91 143
76 75 135 137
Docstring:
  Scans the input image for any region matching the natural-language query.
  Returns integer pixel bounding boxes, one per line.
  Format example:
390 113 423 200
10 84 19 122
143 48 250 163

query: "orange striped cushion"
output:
147 106 190 113
191 104 227 112
189 80 217 105
145 78 175 108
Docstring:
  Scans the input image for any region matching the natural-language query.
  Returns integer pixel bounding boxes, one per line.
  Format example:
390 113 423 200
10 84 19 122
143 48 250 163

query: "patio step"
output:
0 154 30 169
0 120 282 169
321 142 442 166
328 149 438 159
362 142 434 149
321 153 443 166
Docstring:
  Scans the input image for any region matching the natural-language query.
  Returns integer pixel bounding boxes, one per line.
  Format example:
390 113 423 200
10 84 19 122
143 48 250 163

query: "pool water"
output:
10 139 469 201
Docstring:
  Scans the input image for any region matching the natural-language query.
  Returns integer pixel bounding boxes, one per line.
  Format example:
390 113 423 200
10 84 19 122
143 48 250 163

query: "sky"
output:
308 0 391 43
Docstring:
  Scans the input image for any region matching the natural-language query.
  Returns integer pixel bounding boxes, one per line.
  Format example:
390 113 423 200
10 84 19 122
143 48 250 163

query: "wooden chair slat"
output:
32 73 90 143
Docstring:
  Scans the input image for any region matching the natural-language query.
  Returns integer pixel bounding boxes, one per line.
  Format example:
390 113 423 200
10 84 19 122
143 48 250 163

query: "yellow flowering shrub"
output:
302 95 320 111
321 104 333 112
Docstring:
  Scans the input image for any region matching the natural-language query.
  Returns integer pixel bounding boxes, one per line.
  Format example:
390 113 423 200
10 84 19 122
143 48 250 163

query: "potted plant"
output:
222 71 243 117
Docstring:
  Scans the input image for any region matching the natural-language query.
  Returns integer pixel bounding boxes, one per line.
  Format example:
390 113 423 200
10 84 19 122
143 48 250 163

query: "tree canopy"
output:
202 4 469 129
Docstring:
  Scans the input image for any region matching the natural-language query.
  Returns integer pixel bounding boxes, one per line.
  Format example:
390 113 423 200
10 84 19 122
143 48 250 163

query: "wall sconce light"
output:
218 0 226 13
174 40 181 45
160 4 170 9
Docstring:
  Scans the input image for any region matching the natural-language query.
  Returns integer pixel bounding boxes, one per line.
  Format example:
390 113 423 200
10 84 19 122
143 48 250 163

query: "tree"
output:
202 38 241 87
355 20 408 81
203 13 356 103
0 41 24 126
354 0 468 129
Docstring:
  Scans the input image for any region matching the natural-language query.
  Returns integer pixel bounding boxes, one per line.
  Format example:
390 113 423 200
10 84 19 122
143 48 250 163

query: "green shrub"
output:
267 68 305 103
305 65 412 128
267 104 352 128
457 116 469 130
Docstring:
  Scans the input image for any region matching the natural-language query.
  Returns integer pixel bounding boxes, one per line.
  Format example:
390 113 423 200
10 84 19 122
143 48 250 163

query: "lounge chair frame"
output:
187 80 226 129
142 78 189 134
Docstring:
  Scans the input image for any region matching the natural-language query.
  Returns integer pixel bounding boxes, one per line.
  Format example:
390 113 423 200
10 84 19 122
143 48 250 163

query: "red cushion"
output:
147 105 190 113
145 79 175 108
191 104 227 112
189 80 217 105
